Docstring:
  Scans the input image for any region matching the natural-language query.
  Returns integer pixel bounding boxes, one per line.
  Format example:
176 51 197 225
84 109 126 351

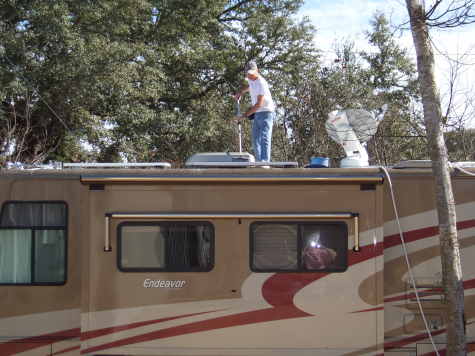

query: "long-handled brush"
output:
235 98 242 153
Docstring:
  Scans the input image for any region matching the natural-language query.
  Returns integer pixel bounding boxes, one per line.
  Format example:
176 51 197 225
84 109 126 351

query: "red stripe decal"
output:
384 218 475 249
385 323 475 353
464 278 475 290
353 277 475 314
5 218 474 355
350 307 384 314
0 328 79 356
82 242 383 354
386 322 475 354
81 310 221 340
81 306 310 354
384 226 439 249
262 272 327 310
51 345 80 355
384 288 443 304
384 328 447 350
384 277 475 305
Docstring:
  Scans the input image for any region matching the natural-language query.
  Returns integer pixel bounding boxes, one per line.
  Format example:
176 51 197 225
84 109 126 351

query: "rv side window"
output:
118 222 214 272
250 222 348 272
0 202 67 285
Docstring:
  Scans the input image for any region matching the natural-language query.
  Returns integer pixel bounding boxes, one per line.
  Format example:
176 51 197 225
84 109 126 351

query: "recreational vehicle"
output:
0 160 474 355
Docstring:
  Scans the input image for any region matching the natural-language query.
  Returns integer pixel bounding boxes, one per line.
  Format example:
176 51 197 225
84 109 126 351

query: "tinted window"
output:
0 202 67 285
251 222 348 272
253 224 298 270
118 222 214 272
1 202 66 227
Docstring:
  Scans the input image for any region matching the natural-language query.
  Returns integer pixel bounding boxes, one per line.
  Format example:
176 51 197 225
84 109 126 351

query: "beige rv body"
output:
0 167 473 355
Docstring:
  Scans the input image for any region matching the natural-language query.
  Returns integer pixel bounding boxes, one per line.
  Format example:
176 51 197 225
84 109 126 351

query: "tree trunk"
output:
405 1 466 355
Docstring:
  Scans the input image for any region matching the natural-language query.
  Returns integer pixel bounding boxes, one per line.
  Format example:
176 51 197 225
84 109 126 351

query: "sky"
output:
298 0 475 126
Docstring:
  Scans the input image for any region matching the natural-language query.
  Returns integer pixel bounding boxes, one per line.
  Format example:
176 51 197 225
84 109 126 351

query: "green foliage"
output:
0 5 450 167
361 13 427 165
1 0 319 165
269 12 429 167
445 128 475 162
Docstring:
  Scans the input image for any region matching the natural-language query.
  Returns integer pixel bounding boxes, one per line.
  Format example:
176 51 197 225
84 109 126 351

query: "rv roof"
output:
4 161 171 170
184 161 299 168
393 160 432 169
63 162 171 169
1 167 385 180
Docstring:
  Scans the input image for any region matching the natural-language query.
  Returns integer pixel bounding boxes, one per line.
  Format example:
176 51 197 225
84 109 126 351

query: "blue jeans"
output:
252 111 274 162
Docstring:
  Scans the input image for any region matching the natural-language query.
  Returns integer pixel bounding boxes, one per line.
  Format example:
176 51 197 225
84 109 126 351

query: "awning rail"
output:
83 175 384 185
103 212 361 253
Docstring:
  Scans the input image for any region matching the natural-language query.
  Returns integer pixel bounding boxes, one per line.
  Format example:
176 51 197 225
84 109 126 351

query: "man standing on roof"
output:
234 61 276 163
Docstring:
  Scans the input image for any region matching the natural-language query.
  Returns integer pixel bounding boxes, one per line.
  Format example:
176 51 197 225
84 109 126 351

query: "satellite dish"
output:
325 105 387 168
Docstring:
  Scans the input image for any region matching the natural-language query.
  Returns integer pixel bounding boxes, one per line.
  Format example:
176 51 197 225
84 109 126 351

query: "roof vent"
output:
185 152 298 168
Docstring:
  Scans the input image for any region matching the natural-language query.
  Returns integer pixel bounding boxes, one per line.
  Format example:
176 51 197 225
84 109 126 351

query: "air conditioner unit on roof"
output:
185 152 255 168
184 152 299 168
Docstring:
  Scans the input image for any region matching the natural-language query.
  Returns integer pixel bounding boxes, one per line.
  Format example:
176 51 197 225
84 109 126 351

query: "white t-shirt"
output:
246 75 275 113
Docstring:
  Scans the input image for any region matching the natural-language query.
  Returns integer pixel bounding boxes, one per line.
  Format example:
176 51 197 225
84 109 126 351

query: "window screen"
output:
118 222 214 272
251 222 348 272
0 202 67 284
253 224 298 270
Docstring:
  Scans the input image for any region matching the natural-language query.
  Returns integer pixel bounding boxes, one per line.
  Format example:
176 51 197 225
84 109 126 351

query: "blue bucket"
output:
309 157 329 168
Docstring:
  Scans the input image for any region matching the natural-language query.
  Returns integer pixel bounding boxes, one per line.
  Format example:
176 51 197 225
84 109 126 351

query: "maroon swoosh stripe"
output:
385 226 439 248
4 218 475 355
352 277 475 313
81 306 309 354
81 310 221 340
385 324 475 355
384 277 475 305
82 242 384 354
350 307 384 313
464 278 475 290
385 328 447 350
384 289 442 304
261 272 327 310
384 218 475 249
84 215 392 354
0 328 79 356
51 345 80 355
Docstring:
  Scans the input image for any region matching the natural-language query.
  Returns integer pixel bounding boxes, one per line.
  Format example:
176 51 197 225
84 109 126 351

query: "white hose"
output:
380 166 440 356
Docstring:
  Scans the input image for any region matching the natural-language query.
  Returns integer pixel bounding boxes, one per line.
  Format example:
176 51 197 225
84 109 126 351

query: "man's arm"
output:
233 94 264 122
243 94 264 117
234 85 249 101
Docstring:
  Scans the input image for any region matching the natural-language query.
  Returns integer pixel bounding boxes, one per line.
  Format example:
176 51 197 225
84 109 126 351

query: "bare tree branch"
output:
425 0 475 28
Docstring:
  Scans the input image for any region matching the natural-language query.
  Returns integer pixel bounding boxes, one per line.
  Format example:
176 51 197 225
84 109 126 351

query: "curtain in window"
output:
166 225 192 268
196 225 212 268
34 230 66 283
165 224 212 270
1 203 66 227
0 230 31 283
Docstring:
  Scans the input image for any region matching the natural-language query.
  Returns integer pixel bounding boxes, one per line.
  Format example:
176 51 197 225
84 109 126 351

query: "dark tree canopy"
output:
1 0 319 164
4 2 467 167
